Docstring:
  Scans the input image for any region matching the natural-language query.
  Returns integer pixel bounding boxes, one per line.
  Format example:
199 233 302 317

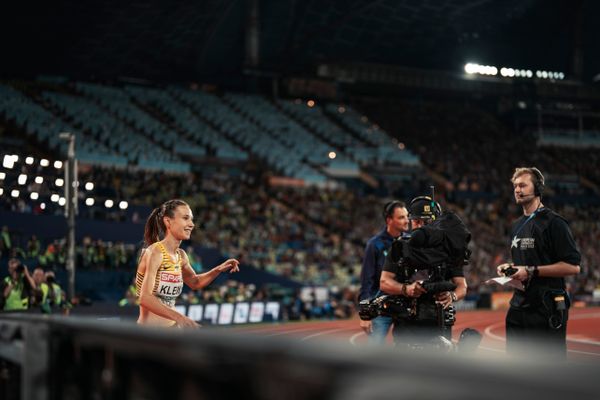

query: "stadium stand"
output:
1 79 600 309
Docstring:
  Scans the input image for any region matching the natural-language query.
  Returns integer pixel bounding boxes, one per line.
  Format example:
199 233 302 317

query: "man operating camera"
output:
379 196 469 347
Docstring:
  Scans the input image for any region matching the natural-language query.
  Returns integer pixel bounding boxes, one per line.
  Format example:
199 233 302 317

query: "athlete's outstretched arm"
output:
181 250 240 290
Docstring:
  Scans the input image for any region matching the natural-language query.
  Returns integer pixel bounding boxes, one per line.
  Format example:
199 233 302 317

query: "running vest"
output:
136 242 184 308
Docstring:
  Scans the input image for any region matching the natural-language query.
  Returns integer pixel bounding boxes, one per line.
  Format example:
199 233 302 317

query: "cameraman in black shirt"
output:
498 167 581 359
380 196 468 347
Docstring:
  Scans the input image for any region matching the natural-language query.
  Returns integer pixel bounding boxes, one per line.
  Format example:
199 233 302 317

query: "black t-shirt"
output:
510 208 581 308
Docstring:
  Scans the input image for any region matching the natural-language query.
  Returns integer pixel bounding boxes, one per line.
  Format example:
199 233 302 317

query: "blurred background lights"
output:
2 155 18 169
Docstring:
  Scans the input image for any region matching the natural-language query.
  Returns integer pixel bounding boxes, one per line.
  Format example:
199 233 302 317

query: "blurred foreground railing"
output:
1 313 599 400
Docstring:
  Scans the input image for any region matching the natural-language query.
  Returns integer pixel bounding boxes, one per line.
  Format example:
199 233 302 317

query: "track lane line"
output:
300 328 347 341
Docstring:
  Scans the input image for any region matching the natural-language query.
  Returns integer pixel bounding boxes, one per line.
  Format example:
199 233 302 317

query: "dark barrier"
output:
1 314 599 400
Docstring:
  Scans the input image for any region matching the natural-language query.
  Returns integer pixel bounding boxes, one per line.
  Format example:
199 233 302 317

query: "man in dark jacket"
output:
359 200 409 344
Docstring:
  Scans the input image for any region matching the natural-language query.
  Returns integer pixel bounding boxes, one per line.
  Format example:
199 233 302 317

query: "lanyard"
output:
513 207 545 238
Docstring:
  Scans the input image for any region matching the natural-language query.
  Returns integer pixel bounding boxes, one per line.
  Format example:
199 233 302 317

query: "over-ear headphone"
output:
409 196 442 220
382 200 405 221
530 167 545 197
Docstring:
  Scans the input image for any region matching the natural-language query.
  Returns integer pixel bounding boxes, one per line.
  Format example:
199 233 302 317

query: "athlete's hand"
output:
405 282 427 298
176 315 201 328
360 319 373 334
217 259 240 273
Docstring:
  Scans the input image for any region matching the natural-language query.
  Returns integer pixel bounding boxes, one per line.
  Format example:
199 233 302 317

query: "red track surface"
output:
232 307 600 361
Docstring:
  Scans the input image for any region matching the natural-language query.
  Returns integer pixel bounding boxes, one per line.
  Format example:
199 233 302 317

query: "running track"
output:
231 307 600 361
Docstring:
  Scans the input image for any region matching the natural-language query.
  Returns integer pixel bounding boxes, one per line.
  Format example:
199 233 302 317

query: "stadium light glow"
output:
40 159 50 167
85 198 95 206
50 194 59 202
398 142 406 150
30 192 39 200
2 155 17 169
58 197 66 206
119 201 128 210
11 190 19 198
338 106 346 113
85 182 94 191
531 70 565 80
0 188 3 196
40 202 46 210
498 66 565 80
18 174 27 185
465 63 477 74
25 157 34 165
55 178 64 187
307 99 315 108
54 160 63 169
105 199 114 208
328 151 336 160
464 63 497 76
0 172 5 180
35 176 44 184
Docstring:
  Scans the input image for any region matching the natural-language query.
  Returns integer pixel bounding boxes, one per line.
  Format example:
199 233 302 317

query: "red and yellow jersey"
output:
136 242 184 308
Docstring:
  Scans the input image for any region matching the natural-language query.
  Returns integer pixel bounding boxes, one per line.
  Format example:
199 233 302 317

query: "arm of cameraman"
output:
380 271 426 298
452 276 467 301
435 276 467 309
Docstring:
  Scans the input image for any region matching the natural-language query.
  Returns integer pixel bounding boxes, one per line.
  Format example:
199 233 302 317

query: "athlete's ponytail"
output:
143 199 189 247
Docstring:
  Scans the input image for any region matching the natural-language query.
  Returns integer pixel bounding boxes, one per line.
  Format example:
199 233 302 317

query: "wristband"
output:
401 284 408 296
533 265 539 278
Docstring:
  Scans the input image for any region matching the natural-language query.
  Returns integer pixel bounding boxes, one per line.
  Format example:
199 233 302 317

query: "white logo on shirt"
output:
512 236 535 250
511 236 521 248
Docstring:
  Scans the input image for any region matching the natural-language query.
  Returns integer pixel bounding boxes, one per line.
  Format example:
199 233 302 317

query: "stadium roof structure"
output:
2 0 599 82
